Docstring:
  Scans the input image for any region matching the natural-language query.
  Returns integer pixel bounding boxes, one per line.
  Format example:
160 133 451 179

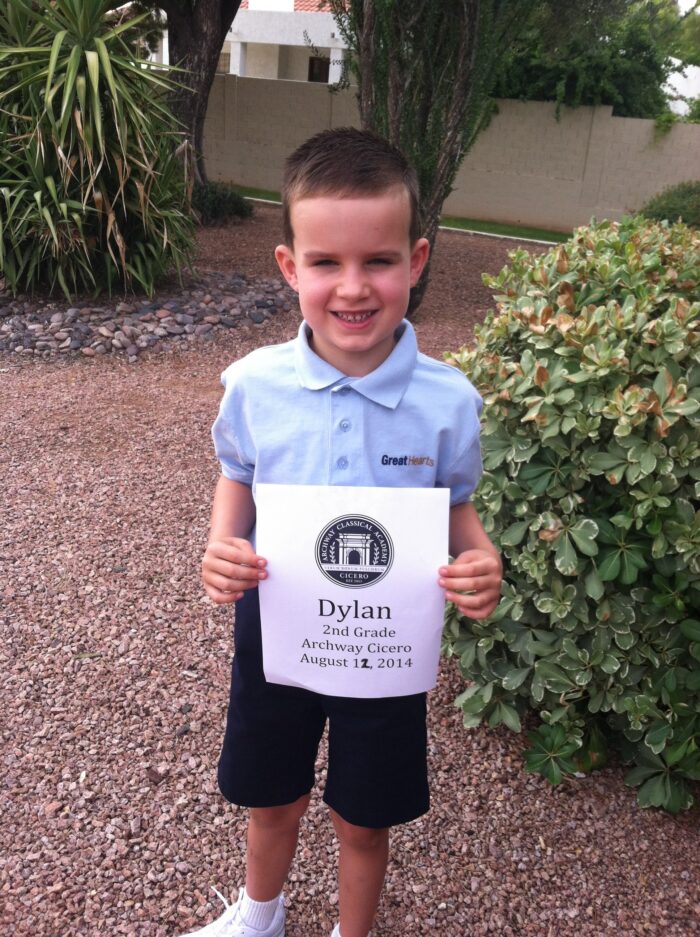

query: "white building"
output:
667 62 700 114
669 0 700 113
158 0 347 84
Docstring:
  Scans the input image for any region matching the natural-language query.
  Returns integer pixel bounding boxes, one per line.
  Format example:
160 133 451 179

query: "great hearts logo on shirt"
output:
380 453 435 467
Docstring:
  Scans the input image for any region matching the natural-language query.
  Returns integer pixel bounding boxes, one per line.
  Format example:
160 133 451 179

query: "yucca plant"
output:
0 0 194 298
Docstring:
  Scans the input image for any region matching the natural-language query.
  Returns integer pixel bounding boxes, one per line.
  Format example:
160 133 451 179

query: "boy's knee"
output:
250 793 310 831
331 811 389 851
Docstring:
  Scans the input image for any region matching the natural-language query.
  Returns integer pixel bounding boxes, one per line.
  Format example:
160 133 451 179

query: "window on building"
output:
308 55 330 83
217 50 231 74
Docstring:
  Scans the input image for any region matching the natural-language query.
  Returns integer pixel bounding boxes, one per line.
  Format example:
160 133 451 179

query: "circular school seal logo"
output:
315 515 394 588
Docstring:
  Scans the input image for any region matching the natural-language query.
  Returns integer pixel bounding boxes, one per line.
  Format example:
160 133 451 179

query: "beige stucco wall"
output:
204 76 358 193
278 45 306 81
244 44 280 79
277 45 332 81
203 76 700 231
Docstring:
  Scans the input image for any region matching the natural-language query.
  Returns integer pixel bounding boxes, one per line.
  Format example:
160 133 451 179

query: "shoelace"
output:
208 886 243 931
211 885 233 911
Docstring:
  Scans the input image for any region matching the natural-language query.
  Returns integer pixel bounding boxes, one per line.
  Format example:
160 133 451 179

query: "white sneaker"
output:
180 888 285 937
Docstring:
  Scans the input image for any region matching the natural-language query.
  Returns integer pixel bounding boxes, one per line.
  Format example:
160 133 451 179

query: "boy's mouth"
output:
333 310 376 323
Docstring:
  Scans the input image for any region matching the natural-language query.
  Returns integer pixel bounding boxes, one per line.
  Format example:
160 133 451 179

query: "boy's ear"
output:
275 244 299 292
409 237 430 286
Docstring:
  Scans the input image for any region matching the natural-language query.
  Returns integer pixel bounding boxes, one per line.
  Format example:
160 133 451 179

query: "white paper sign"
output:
256 484 450 698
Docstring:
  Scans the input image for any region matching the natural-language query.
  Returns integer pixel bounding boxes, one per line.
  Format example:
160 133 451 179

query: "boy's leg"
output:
246 794 311 900
322 691 429 936
329 809 389 937
219 588 326 904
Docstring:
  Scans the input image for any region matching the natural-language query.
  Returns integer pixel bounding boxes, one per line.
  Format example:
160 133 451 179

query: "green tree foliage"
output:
495 1 683 118
0 0 194 298
445 216 700 812
687 96 700 121
642 181 700 227
192 181 252 225
328 0 626 312
672 3 700 66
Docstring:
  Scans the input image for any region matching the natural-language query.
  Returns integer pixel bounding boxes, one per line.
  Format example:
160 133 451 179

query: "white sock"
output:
239 888 280 930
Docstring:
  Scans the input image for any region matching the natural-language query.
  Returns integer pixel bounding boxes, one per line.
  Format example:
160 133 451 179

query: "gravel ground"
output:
2 206 699 937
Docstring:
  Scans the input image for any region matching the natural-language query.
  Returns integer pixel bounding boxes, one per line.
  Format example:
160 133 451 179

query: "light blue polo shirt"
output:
212 320 482 505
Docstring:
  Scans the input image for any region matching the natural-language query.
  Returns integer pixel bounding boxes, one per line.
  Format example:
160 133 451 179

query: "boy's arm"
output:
202 476 267 605
438 501 502 621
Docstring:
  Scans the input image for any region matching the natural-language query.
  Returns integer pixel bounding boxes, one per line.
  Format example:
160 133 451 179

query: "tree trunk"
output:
352 0 493 316
161 0 242 183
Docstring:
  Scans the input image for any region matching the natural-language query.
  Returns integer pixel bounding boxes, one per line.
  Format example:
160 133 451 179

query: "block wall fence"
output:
203 76 700 232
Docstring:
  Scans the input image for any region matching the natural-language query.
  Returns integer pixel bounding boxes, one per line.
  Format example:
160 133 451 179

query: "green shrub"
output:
192 181 253 226
0 0 194 298
641 181 700 229
445 216 700 813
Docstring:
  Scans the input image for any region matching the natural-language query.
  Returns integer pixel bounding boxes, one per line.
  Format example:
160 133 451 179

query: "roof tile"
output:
238 1 332 10
295 1 331 10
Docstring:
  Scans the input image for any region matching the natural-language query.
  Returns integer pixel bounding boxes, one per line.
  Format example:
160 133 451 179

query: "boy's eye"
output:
312 259 336 267
368 257 392 266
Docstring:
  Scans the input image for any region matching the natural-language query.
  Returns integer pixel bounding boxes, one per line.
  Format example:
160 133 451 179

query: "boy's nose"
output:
336 266 370 300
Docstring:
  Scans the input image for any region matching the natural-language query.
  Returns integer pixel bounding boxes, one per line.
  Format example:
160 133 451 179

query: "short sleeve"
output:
211 364 255 485
442 429 483 505
439 380 483 505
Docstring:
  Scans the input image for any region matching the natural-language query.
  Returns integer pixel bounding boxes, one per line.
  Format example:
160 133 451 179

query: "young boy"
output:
187 128 502 937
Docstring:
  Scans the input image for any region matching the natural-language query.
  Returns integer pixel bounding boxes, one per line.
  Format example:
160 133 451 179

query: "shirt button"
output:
340 419 351 432
336 456 349 469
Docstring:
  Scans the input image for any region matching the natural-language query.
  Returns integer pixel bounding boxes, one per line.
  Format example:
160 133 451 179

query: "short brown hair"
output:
281 127 421 246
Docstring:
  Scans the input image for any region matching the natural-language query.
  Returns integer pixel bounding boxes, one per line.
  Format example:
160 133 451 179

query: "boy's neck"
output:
307 328 399 377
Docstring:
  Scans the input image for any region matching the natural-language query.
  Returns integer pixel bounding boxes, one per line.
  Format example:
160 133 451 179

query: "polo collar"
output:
294 320 417 410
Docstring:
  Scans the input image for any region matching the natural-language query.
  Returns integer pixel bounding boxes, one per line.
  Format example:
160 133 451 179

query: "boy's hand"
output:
438 549 502 620
202 537 267 605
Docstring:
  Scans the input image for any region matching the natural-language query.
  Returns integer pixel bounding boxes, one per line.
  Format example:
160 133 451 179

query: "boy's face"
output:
275 188 429 376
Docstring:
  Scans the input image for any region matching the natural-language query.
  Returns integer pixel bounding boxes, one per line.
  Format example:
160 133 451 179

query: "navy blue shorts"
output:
217 589 429 829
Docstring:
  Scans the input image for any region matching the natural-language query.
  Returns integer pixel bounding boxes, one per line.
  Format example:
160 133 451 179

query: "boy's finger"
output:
438 573 493 593
218 548 266 569
208 539 266 565
440 558 497 577
206 557 267 582
204 570 261 594
448 588 499 606
204 584 242 605
456 603 499 621
203 571 238 594
446 590 499 617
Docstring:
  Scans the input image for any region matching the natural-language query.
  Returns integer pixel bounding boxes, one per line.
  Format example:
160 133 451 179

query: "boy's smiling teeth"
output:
334 310 376 322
